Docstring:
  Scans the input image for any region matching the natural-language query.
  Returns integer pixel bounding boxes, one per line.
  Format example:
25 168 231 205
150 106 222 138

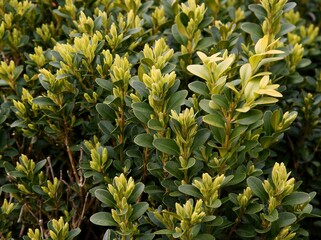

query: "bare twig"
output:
78 192 90 227
47 156 55 180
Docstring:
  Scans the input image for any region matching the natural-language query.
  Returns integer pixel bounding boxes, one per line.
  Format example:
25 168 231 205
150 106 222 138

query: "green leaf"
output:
248 4 266 21
187 65 210 81
148 119 164 131
179 157 196 170
134 134 154 148
129 202 149 221
199 17 214 29
154 229 175 235
196 37 215 51
191 128 211 152
153 138 180 155
283 2 297 12
230 125 247 141
282 192 311 205
241 22 263 42
96 103 116 121
203 112 225 128
166 90 188 113
245 203 263 214
32 185 46 195
98 120 115 137
13 65 24 81
263 209 278 222
172 232 184 238
171 24 187 45
1 184 19 193
176 12 188 29
247 176 268 202
178 184 202 198
297 58 312 69
66 228 81 240
96 78 113 91
209 94 229 110
33 97 56 106
132 102 154 124
188 81 209 96
53 9 72 19
90 212 118 226
95 189 115 207
277 212 297 227
34 159 47 173
136 233 155 240
10 120 27 128
165 161 184 180
141 58 154 68
229 193 238 205
236 109 263 125
277 23 296 37
128 182 145 203
199 99 216 114
235 224 257 238
130 79 149 97
202 215 216 222
207 199 222 209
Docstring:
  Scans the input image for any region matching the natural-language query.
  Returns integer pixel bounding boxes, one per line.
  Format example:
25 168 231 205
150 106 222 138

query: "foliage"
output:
0 0 320 239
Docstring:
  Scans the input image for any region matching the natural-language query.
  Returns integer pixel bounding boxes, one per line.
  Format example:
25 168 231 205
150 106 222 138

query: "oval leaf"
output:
203 112 225 128
128 182 145 203
236 109 263 125
153 138 180 156
95 189 115 207
134 134 154 148
90 212 118 226
277 212 297 227
247 176 268 202
178 184 202 198
129 202 149 221
282 192 311 206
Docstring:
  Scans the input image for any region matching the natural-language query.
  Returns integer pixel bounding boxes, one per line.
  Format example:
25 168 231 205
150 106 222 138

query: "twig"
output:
47 156 55 180
64 134 81 185
17 204 24 223
39 219 45 239
78 192 90 227
19 224 25 237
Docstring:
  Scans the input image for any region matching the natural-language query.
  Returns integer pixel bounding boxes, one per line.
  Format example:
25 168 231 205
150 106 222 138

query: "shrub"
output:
0 0 320 239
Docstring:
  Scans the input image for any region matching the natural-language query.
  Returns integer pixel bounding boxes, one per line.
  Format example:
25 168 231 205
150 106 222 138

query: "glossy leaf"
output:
132 102 154 124
188 81 209 96
178 184 202 198
32 97 56 106
165 161 184 180
247 176 268 202
90 212 118 226
166 90 188 113
128 182 145 203
282 192 311 206
277 212 297 227
236 109 263 125
153 138 180 155
95 189 115 207
203 112 225 128
129 202 149 221
134 134 154 148
241 22 263 41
